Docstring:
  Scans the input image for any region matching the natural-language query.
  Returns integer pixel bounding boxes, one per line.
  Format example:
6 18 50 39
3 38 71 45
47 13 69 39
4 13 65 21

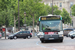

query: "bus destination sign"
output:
41 16 61 20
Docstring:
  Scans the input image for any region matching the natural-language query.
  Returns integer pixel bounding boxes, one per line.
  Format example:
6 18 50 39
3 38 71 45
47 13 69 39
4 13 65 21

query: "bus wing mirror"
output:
37 21 39 26
62 20 64 23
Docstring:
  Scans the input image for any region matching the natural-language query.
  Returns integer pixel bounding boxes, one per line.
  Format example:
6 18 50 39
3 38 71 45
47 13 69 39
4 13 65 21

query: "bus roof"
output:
39 15 61 18
39 15 62 21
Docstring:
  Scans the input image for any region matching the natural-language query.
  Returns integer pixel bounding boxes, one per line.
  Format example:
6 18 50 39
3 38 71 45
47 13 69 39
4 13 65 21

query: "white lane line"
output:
36 41 57 50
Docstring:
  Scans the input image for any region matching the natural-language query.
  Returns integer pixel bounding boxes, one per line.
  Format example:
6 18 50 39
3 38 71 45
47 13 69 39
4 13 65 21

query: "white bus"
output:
37 15 64 43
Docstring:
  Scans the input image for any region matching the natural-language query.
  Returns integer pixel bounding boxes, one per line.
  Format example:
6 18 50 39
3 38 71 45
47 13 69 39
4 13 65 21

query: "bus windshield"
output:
39 20 63 32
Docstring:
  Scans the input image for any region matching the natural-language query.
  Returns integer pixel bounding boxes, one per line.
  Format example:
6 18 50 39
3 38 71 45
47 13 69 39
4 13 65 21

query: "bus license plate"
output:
49 38 54 40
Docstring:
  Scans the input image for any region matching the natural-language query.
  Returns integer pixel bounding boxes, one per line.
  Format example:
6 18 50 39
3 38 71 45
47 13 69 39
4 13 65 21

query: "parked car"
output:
68 30 75 39
8 31 32 39
63 29 74 37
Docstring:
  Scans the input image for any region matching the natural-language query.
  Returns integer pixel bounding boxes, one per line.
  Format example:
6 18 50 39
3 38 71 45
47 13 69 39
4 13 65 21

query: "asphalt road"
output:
0 37 75 50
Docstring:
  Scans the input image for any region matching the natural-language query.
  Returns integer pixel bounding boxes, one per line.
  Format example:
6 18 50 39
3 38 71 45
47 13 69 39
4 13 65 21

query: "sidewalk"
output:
1 37 8 40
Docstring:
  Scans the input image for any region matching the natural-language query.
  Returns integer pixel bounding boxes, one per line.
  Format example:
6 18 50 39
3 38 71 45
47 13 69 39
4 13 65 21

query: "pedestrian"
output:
0 32 2 38
31 30 33 33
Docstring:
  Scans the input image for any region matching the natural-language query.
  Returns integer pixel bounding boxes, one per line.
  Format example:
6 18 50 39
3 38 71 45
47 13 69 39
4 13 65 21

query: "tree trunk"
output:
14 15 16 33
33 14 35 37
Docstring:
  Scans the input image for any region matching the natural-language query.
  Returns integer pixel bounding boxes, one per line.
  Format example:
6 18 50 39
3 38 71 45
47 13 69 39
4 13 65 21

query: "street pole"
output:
5 28 6 39
24 16 26 30
24 12 26 30
24 17 26 25
52 0 53 15
18 0 20 31
24 12 26 25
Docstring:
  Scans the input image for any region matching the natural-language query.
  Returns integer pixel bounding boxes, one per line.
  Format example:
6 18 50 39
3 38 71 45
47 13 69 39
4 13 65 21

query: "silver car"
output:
68 30 75 39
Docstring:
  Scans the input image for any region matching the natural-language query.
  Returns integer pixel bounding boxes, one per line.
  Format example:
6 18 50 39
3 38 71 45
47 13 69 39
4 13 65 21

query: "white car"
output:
68 30 75 39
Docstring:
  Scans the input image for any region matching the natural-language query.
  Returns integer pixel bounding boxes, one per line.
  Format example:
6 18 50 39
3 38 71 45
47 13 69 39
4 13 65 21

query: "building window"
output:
70 2 73 8
50 3 52 7
70 10 72 16
60 3 62 7
44 3 46 5
70 21 73 27
57 2 58 4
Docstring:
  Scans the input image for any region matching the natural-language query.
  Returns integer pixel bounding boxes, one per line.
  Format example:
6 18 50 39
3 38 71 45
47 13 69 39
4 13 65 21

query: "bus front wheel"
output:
41 40 45 43
60 39 63 42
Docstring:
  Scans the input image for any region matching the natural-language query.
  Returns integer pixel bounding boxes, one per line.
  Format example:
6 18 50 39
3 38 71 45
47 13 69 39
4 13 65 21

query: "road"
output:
0 37 75 50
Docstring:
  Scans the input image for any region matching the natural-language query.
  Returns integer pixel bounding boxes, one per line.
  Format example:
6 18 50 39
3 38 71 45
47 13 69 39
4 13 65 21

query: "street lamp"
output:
24 12 26 25
24 12 26 30
52 0 53 15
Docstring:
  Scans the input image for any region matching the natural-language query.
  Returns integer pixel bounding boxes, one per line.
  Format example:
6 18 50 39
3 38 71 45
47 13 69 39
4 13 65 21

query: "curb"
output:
1 37 8 40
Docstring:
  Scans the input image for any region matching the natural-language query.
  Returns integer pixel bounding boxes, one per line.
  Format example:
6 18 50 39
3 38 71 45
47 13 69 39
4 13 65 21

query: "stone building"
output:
42 0 75 28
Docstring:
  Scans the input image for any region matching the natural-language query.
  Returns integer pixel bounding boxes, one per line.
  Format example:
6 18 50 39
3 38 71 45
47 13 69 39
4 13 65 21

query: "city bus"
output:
37 15 64 43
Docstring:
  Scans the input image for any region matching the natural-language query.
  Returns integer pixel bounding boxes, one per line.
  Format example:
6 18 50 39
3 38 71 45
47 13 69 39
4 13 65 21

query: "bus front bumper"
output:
39 34 63 40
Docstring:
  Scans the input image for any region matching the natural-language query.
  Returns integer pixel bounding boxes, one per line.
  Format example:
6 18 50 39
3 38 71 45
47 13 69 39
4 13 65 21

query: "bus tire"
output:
41 40 44 43
60 39 63 42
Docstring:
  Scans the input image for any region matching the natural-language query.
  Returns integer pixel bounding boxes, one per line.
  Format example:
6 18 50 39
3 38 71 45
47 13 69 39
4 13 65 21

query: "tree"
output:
0 0 62 27
0 0 20 27
21 0 48 37
0 0 11 27
45 5 61 15
21 0 47 25
61 8 71 24
53 5 61 15
71 4 75 16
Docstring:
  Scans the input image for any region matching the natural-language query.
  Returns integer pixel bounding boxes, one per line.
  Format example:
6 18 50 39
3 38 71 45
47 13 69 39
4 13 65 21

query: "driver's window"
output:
42 24 45 30
18 32 23 34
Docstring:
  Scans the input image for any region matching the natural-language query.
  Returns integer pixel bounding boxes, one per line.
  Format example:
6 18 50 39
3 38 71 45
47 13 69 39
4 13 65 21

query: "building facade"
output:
42 0 75 28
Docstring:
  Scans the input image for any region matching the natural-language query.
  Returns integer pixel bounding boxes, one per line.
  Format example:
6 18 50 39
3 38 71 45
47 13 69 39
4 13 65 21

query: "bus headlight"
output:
39 35 44 38
37 32 44 38
59 34 63 37
37 32 44 35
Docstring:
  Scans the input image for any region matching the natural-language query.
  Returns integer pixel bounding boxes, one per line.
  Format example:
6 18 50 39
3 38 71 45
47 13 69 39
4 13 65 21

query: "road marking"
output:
36 41 57 50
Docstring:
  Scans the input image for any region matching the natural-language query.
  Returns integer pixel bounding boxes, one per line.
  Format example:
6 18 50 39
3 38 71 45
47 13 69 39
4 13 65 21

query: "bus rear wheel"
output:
41 40 45 43
60 39 63 42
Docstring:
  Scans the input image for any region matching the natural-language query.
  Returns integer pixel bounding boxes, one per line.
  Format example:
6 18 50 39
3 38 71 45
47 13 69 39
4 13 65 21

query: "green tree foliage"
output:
61 8 71 24
0 0 15 27
71 4 75 16
0 0 63 27
20 0 48 26
0 0 10 27
0 0 18 27
45 5 61 15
